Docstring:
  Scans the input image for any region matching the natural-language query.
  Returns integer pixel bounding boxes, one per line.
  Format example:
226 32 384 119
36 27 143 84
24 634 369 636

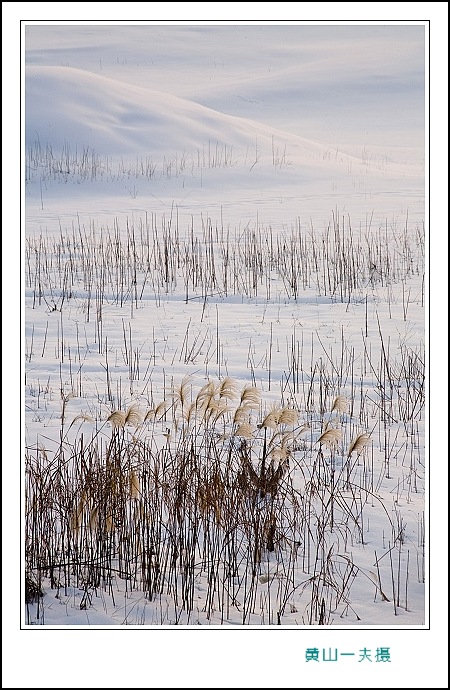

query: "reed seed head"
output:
331 395 348 414
107 410 126 428
318 427 342 448
348 432 371 457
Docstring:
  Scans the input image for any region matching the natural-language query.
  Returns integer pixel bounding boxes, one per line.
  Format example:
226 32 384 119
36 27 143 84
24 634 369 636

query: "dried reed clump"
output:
165 377 260 430
29 359 413 625
347 433 371 457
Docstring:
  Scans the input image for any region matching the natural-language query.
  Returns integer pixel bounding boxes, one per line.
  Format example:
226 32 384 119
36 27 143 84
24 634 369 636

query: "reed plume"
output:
331 395 348 414
278 407 299 425
195 381 217 409
235 422 254 439
145 400 167 422
69 413 94 428
125 404 142 427
240 385 261 408
318 427 342 448
217 376 238 400
347 433 371 457
107 410 126 428
233 405 252 425
173 375 192 409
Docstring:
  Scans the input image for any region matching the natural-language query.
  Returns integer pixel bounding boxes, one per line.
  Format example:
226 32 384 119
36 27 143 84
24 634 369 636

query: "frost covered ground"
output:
3 11 449 690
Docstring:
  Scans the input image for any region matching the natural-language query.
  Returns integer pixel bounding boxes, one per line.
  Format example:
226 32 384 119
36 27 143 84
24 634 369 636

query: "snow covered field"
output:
22 23 429 632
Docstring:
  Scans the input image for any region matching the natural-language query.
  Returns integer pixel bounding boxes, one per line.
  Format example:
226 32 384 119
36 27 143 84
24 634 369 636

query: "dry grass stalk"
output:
129 470 141 499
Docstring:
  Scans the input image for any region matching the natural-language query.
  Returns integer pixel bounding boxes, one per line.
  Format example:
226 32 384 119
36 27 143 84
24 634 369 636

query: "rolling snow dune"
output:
24 65 331 158
26 65 252 155
26 65 416 178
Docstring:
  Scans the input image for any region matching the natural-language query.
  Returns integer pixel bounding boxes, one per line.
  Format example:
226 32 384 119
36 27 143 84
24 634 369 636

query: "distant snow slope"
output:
25 65 424 230
25 24 425 154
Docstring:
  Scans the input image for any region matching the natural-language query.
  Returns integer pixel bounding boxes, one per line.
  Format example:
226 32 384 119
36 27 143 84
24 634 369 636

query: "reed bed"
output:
25 374 422 626
25 210 424 313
